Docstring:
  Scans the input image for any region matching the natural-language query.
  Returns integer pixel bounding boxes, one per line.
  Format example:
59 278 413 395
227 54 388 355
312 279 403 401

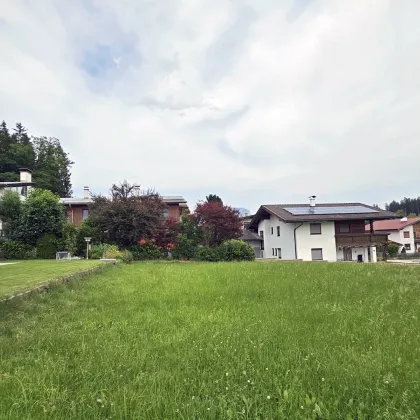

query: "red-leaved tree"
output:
154 218 180 251
193 201 242 246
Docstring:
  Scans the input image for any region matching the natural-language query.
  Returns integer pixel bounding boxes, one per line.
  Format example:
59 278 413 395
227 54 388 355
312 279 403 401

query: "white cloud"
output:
1 0 420 211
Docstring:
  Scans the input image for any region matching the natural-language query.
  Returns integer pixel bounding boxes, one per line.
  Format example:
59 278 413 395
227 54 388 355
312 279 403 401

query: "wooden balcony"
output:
335 232 389 247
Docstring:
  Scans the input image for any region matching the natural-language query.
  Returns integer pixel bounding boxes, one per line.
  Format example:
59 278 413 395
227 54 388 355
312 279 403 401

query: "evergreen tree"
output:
32 136 73 197
0 120 73 196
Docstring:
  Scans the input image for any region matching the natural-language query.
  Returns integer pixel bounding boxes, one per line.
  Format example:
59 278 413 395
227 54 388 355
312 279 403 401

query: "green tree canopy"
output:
0 190 22 238
206 194 223 204
0 120 73 196
18 188 65 246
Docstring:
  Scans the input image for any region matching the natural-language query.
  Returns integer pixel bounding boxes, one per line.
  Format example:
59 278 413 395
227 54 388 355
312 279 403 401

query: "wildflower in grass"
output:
322 378 325 382
267 395 271 400
226 372 229 376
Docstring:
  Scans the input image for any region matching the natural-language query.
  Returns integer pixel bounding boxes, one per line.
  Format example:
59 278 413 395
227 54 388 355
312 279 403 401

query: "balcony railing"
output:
335 232 389 247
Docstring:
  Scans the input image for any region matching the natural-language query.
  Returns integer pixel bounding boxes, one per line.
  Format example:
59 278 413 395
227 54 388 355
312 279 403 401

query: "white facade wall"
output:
388 226 415 253
295 222 337 262
257 217 296 259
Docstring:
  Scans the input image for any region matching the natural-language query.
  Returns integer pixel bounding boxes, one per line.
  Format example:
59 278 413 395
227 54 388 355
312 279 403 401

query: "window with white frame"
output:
277 226 280 236
310 223 322 235
404 231 410 238
82 209 89 220
271 227 274 235
405 244 411 250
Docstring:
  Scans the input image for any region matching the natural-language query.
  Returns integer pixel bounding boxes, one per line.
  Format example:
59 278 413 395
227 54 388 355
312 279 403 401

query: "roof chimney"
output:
309 195 316 207
83 186 89 199
401 217 408 222
133 185 140 197
19 168 32 183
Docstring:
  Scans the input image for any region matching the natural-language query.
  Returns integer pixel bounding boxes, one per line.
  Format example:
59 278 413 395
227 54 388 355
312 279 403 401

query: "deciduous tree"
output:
89 181 165 247
193 201 242 246
18 188 65 246
0 190 22 238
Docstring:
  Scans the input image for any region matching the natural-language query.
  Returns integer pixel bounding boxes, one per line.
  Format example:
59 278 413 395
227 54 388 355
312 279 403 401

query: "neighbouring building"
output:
245 196 398 262
366 217 420 253
0 168 34 236
60 186 189 227
60 186 92 227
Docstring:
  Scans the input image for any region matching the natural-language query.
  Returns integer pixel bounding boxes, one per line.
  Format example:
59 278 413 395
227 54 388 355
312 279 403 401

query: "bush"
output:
387 243 399 258
217 239 255 261
59 223 78 255
195 245 220 262
171 234 198 260
0 240 36 260
117 249 134 264
128 242 162 261
75 219 103 256
36 234 58 259
101 246 133 264
90 243 116 260
102 245 120 259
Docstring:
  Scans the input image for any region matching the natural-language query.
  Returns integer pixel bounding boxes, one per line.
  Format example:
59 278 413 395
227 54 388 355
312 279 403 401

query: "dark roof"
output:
0 181 34 187
240 229 263 242
249 203 398 229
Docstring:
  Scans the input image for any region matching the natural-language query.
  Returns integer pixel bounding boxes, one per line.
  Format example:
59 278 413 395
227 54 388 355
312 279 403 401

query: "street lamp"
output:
84 237 92 260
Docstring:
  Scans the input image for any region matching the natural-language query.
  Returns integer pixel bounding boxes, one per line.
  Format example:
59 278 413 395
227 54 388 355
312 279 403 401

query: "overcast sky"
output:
1 0 419 212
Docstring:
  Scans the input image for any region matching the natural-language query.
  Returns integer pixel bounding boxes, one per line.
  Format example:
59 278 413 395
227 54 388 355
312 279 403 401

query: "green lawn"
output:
0 260 102 297
1 262 420 419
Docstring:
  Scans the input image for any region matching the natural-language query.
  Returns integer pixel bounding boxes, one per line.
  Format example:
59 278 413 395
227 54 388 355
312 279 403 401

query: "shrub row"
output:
0 238 255 263
195 240 255 262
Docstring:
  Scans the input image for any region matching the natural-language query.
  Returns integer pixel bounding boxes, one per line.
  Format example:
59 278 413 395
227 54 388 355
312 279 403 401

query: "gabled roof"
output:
249 203 397 229
365 217 420 232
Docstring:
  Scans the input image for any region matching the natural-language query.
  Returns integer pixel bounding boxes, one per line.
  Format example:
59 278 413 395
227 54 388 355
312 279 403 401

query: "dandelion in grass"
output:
322 377 325 382
267 395 271 400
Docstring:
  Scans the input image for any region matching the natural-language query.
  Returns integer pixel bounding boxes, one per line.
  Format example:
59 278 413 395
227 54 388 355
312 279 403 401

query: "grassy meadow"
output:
0 260 103 297
1 262 420 419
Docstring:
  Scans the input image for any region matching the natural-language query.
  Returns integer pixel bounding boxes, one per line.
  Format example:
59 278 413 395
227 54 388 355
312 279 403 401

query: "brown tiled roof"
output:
249 203 398 229
365 217 420 231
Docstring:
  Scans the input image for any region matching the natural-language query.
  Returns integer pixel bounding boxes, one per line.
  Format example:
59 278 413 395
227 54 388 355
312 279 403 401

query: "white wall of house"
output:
295 221 337 262
257 217 296 259
388 226 415 253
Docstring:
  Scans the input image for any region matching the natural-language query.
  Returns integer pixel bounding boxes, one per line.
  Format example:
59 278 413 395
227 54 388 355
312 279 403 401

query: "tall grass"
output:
1 262 420 419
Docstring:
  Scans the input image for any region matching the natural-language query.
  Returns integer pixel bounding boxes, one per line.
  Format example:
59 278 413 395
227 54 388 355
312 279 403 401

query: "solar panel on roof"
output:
285 206 379 216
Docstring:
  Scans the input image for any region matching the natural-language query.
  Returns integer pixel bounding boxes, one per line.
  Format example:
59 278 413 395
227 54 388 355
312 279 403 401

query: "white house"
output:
367 217 420 253
245 197 398 263
0 168 34 236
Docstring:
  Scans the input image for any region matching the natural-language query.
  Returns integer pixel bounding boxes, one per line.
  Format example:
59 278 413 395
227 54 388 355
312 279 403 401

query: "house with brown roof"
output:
60 186 189 227
246 196 398 262
366 217 420 253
